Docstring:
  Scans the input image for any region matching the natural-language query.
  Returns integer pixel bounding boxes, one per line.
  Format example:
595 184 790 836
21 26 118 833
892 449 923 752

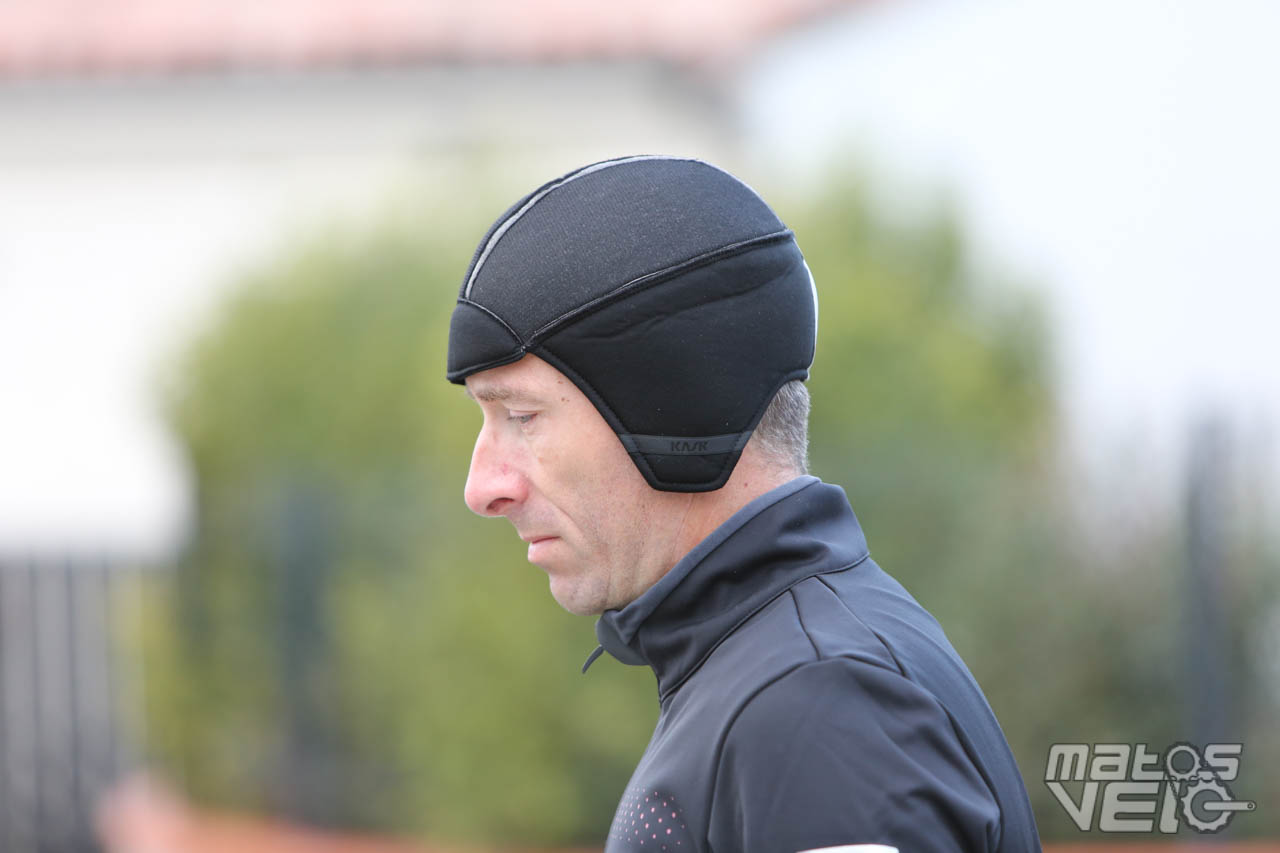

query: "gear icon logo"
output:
1044 741 1256 833
1182 776 1235 832
1164 743 1257 833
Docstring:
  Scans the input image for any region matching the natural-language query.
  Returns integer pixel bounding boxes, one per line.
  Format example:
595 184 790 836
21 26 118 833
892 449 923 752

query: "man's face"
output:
463 354 692 615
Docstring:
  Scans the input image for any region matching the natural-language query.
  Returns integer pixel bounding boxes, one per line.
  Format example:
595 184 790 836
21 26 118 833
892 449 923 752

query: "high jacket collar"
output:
588 476 870 701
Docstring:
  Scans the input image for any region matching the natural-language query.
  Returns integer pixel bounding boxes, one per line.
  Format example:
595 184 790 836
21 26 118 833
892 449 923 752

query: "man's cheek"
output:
550 446 603 489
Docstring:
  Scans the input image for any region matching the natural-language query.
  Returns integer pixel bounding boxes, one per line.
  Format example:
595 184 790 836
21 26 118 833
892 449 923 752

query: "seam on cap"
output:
527 229 793 343
463 154 699 300
445 298 527 383
446 349 529 384
455 297 525 345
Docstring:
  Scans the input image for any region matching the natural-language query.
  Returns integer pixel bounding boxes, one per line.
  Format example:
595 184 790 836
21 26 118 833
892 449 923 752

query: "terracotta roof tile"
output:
0 0 859 76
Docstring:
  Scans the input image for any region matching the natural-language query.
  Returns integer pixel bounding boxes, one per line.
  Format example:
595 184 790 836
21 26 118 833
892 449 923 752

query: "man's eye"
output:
508 412 536 425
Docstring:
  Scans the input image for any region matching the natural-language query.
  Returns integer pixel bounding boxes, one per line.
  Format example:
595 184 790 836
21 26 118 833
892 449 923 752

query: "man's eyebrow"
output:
463 385 541 404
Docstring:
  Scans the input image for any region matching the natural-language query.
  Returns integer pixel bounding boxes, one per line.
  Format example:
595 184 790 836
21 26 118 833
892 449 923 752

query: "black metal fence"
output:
0 558 140 853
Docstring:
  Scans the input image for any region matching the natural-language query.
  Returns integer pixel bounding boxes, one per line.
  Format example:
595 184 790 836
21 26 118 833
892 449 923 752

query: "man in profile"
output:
447 155 1040 852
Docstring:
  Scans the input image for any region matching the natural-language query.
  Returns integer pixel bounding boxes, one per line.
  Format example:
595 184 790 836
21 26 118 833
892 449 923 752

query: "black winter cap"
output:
447 155 817 492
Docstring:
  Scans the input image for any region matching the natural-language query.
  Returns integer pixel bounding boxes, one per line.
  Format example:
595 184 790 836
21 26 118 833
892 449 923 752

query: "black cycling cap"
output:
447 155 817 492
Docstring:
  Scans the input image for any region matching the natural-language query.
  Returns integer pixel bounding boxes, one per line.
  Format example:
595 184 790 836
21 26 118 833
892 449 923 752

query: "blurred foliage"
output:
137 175 1280 844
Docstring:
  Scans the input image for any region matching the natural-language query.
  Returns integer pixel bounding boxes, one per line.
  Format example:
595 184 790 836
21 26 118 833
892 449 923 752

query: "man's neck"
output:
665 460 802 582
603 462 806 616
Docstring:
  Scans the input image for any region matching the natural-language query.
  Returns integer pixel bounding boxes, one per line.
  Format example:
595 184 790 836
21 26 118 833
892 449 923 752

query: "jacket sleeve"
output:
707 657 1002 853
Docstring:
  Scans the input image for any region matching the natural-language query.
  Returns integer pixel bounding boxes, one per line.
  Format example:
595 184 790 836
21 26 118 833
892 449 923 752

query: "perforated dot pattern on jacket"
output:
607 785 693 850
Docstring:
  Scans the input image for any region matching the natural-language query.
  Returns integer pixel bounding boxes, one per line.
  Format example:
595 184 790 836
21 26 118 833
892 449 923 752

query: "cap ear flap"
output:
531 239 814 492
447 300 525 383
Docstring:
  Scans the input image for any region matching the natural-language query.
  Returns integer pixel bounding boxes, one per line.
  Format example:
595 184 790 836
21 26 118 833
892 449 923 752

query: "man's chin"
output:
546 575 610 617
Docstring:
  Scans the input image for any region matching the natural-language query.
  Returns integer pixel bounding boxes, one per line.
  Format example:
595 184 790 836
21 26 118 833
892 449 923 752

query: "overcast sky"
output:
744 0 1280 492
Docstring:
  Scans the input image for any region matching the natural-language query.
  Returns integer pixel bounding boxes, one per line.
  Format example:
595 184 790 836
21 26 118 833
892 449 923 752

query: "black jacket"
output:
588 476 1041 853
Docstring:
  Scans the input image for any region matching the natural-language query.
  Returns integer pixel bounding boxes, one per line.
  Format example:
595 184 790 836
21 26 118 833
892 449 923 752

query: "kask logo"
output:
1045 742 1256 833
668 440 709 453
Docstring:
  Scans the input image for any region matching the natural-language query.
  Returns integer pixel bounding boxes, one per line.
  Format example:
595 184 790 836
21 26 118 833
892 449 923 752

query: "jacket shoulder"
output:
709 656 1002 853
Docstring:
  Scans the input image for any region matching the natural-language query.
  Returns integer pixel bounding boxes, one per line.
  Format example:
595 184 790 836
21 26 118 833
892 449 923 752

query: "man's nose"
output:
463 426 526 517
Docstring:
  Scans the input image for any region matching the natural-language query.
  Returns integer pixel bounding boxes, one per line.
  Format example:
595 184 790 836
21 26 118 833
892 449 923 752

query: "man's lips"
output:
522 533 559 564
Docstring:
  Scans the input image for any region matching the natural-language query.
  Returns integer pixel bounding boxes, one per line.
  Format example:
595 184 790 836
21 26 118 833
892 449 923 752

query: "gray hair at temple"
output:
752 379 810 477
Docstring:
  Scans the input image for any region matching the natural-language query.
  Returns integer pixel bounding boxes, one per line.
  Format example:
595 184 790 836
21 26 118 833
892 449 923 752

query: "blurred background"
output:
1 0 1277 850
